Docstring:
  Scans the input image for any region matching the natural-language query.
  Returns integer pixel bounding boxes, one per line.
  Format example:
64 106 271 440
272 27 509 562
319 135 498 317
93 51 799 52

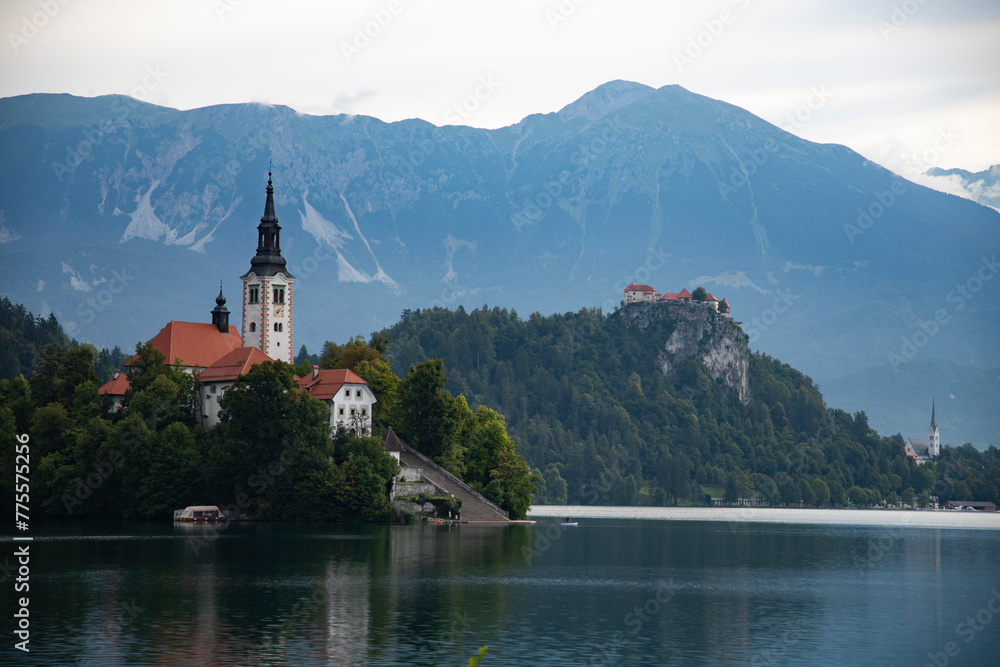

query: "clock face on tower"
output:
274 305 284 317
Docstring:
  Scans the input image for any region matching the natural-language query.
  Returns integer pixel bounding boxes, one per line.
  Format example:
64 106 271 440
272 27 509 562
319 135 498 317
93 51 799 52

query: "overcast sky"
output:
2 0 998 179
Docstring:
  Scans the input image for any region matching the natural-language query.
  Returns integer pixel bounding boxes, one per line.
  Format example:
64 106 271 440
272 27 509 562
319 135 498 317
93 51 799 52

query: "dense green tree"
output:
391 359 459 460
210 361 333 518
125 341 169 394
0 297 70 380
353 358 400 424
691 286 708 301
811 478 831 505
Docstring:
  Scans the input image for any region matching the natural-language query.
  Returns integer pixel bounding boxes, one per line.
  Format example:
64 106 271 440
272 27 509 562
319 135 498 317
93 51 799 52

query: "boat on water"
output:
173 505 227 523
561 518 578 526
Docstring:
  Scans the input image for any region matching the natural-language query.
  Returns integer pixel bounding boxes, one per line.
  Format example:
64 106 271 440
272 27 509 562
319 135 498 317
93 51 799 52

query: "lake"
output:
4 507 999 666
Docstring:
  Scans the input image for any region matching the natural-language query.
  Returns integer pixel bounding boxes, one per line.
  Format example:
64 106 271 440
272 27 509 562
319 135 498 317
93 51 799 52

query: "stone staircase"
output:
397 447 509 523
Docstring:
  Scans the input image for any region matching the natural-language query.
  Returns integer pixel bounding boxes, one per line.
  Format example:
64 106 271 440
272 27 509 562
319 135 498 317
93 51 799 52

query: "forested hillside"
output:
378 305 1000 507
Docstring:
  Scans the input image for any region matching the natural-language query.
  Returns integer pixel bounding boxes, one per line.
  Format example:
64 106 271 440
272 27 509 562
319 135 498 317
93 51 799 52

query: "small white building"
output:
196 347 275 427
298 367 377 436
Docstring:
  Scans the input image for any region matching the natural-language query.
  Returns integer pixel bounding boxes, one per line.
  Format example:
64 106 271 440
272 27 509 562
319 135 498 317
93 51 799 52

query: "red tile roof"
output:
98 372 130 396
298 368 369 401
660 292 679 301
678 288 692 298
705 292 719 302
130 321 242 369
197 347 274 384
624 282 657 293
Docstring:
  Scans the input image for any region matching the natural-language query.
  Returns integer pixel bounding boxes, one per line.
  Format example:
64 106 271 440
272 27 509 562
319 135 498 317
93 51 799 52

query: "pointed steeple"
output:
930 398 937 430
247 171 294 278
211 281 230 332
261 172 277 223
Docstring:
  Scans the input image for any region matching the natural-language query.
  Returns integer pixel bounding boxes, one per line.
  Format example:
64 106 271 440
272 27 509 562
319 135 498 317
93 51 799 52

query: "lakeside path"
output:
528 505 1000 530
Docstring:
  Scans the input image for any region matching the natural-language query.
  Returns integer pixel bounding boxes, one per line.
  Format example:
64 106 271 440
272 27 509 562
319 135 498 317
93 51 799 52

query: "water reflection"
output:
7 516 998 666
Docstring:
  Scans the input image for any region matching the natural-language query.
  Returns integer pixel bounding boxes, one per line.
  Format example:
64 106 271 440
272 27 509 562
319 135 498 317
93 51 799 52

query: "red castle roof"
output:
624 282 657 293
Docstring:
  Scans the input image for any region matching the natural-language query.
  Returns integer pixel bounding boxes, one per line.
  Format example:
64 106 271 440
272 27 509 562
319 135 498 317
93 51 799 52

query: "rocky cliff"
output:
618 301 750 404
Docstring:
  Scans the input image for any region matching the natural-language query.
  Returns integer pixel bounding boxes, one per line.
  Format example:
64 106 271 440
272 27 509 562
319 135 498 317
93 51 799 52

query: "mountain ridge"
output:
0 82 997 444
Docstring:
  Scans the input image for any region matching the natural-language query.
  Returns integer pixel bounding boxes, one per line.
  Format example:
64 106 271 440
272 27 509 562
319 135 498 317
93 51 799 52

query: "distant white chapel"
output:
904 400 940 464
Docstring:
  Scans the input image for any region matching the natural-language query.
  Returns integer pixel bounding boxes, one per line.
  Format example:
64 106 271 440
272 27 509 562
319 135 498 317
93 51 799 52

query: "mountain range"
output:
0 81 997 444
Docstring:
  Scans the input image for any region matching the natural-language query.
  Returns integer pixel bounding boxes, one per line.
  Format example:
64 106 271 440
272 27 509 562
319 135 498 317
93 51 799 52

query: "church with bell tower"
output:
240 172 295 364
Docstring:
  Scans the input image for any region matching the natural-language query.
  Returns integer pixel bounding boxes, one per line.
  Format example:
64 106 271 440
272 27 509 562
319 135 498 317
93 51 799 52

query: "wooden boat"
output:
173 505 227 523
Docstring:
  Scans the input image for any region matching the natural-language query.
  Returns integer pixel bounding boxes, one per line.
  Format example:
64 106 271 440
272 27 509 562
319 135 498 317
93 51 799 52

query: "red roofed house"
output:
624 282 661 304
98 371 130 411
196 346 276 427
298 367 377 436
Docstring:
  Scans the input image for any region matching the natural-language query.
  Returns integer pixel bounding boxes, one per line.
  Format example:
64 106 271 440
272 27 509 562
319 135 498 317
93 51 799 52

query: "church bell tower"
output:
928 398 940 457
240 172 295 363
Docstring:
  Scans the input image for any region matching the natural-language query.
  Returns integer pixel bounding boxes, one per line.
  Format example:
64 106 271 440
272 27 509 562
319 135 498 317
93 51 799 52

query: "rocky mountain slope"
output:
0 82 997 442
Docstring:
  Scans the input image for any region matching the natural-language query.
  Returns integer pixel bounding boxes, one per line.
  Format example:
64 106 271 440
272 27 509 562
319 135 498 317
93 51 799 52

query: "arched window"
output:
250 322 256 332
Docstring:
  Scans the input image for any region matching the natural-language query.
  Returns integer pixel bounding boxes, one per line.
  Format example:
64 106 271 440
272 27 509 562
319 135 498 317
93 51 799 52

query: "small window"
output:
338 407 345 416
250 322 256 332
273 287 285 304
350 407 357 417
361 406 367 416
248 286 259 304
356 389 362 398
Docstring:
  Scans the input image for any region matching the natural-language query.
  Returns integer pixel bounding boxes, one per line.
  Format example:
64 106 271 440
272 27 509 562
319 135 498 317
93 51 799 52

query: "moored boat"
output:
173 505 227 523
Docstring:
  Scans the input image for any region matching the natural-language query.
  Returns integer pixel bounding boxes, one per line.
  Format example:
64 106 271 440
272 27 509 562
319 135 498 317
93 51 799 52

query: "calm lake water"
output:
4 507 999 666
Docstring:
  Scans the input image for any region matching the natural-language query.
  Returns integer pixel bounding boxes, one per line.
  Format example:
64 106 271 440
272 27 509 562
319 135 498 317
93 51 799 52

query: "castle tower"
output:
928 398 940 457
240 172 295 363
